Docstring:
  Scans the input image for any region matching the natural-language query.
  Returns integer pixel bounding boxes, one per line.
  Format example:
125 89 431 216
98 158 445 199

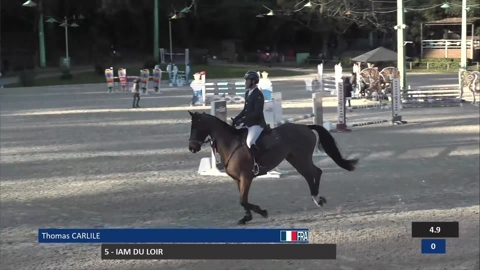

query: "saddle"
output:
239 124 281 151
212 125 281 173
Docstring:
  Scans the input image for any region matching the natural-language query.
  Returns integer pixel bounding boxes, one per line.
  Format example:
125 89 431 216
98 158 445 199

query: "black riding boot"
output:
250 144 261 175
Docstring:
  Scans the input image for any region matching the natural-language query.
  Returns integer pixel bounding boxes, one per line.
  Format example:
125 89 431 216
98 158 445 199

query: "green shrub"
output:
191 53 208 65
93 58 114 76
143 59 157 69
340 56 351 67
410 58 461 69
60 68 73 80
18 69 35 87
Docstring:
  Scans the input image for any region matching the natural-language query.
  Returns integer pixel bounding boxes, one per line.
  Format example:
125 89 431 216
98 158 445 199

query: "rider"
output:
232 71 267 175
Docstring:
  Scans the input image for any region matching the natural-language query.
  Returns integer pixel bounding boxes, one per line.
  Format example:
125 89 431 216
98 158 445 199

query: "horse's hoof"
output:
237 215 252 225
260 210 268 218
318 196 327 206
311 196 322 207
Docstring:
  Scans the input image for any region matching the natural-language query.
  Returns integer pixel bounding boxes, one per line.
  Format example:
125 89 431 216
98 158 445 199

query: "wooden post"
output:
444 41 448 58
420 23 423 59
471 23 474 60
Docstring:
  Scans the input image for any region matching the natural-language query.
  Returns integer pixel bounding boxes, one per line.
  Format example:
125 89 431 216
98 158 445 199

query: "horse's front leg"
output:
237 175 268 225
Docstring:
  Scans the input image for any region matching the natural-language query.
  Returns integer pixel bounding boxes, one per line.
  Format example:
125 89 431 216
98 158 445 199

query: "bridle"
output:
188 116 244 169
189 135 242 170
189 137 212 147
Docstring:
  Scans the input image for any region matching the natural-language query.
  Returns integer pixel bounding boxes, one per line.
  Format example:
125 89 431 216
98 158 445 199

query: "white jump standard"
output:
263 92 327 157
335 78 407 132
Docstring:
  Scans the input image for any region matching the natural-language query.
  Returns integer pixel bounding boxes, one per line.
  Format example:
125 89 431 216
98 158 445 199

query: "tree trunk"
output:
192 0 201 47
321 32 329 59
335 34 348 56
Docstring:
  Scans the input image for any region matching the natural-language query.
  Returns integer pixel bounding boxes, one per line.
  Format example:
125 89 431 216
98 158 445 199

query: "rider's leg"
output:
246 125 264 174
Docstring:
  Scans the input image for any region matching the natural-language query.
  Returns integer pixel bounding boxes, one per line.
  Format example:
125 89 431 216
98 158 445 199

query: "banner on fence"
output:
140 69 150 94
105 69 114 91
153 68 162 92
118 68 127 91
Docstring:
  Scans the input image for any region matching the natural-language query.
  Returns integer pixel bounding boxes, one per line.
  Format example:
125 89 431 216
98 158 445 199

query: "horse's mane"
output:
199 113 242 135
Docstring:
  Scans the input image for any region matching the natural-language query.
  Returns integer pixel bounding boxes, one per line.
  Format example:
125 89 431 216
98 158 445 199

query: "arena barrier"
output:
160 48 190 86
263 92 327 157
335 78 407 131
190 71 274 106
402 86 462 108
197 100 282 178
165 62 190 87
104 68 163 95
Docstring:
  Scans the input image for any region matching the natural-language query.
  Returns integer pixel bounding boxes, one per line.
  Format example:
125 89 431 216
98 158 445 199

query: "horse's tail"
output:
307 125 358 171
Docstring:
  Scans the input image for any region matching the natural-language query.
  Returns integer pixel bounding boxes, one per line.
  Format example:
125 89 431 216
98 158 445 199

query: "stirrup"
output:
252 162 260 175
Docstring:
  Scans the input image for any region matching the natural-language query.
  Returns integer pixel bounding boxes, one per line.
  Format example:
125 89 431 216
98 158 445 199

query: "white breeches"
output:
246 125 264 148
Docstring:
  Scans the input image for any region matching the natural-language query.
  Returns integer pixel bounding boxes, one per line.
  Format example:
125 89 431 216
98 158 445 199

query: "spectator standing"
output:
344 77 353 107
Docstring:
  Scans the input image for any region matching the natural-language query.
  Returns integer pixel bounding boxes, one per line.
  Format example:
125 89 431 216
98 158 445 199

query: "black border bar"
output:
101 244 336 260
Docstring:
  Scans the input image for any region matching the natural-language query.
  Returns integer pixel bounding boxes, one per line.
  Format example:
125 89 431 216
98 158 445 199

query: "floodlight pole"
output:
38 0 46 67
459 0 467 90
396 0 407 90
154 0 160 61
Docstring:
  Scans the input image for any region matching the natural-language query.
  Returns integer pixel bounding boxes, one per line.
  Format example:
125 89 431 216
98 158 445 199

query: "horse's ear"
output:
188 111 194 116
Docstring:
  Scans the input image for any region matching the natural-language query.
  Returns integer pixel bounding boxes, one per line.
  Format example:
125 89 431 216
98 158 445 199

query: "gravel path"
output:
1 82 479 270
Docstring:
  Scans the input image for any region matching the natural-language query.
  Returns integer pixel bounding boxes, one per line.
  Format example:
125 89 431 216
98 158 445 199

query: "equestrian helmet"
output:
244 71 260 84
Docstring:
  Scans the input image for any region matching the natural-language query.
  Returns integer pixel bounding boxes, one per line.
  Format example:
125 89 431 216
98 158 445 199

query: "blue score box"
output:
421 239 446 254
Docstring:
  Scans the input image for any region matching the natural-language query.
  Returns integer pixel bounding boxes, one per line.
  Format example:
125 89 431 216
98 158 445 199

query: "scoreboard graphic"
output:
35 221 460 260
412 221 459 254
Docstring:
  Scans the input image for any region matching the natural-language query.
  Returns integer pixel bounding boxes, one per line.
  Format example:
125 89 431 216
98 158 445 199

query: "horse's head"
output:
188 111 212 153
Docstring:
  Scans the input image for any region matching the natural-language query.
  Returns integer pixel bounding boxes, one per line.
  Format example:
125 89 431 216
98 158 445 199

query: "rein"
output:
210 138 243 169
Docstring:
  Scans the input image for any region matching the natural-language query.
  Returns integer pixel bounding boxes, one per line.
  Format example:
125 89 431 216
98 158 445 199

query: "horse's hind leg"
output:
313 165 327 206
286 155 327 207
237 175 268 225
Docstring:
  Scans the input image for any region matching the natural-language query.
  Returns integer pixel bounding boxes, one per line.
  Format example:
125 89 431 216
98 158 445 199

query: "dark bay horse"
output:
188 111 358 225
